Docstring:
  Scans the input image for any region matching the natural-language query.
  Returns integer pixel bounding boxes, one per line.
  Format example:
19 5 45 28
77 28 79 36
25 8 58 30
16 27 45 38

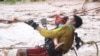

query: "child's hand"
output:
55 42 64 50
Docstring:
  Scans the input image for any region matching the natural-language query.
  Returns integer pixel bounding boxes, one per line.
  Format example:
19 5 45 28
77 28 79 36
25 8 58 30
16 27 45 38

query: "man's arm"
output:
25 19 66 38
36 26 61 38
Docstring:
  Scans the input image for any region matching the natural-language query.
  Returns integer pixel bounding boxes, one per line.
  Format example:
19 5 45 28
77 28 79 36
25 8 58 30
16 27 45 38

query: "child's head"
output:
67 15 83 28
55 15 68 26
62 16 69 21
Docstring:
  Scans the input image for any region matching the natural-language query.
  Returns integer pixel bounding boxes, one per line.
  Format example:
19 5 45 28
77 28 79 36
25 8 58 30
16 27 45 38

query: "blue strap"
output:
58 24 63 28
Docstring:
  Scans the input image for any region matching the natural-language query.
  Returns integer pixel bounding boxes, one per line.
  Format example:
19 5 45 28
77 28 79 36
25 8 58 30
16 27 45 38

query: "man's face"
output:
67 16 76 25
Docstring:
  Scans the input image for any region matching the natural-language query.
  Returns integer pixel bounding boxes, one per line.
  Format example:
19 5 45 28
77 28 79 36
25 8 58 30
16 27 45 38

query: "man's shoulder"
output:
62 24 69 28
61 24 74 31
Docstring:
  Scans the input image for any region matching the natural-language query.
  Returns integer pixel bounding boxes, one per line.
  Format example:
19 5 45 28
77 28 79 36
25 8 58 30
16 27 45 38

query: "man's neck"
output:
66 23 76 30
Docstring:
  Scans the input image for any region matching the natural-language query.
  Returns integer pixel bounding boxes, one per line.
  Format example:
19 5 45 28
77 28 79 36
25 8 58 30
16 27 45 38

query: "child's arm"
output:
53 38 64 49
53 38 58 46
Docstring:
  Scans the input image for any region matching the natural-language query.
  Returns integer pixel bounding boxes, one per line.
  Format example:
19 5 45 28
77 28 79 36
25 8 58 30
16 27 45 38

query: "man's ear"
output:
72 21 76 25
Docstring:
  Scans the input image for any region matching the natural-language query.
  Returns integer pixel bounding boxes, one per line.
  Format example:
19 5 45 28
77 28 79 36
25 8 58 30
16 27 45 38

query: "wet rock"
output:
48 14 56 18
25 13 33 16
84 33 87 36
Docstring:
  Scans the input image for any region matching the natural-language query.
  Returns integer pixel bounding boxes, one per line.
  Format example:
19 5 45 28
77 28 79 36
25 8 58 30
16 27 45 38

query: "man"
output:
36 15 83 55
16 15 83 56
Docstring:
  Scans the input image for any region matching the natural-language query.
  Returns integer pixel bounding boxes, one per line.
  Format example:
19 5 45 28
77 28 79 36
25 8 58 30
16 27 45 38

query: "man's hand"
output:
25 20 33 25
25 20 39 29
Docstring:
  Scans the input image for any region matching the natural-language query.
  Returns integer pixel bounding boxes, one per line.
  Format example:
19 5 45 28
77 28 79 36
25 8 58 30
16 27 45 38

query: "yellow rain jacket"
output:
39 24 74 54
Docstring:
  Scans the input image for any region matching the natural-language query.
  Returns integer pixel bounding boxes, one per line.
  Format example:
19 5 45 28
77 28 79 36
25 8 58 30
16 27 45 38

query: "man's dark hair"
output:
74 15 83 28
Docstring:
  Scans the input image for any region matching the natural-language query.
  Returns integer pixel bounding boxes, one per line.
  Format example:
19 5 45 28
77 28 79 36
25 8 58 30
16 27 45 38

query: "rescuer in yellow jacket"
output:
39 24 74 53
16 15 83 56
28 15 83 54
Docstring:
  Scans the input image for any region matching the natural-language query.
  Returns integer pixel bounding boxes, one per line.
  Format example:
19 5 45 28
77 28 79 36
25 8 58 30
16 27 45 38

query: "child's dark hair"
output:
62 16 69 21
74 15 83 28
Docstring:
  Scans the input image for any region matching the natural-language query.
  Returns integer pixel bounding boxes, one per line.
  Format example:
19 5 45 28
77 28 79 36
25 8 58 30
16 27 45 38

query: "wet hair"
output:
73 15 83 28
62 16 69 21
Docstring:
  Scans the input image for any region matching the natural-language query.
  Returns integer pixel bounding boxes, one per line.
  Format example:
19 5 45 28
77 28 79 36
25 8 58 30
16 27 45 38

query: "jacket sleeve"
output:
38 27 61 38
38 25 69 38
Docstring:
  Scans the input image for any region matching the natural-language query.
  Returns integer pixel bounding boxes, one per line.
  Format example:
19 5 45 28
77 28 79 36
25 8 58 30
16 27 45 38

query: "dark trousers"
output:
46 49 62 56
44 38 55 56
44 38 63 56
55 50 63 56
